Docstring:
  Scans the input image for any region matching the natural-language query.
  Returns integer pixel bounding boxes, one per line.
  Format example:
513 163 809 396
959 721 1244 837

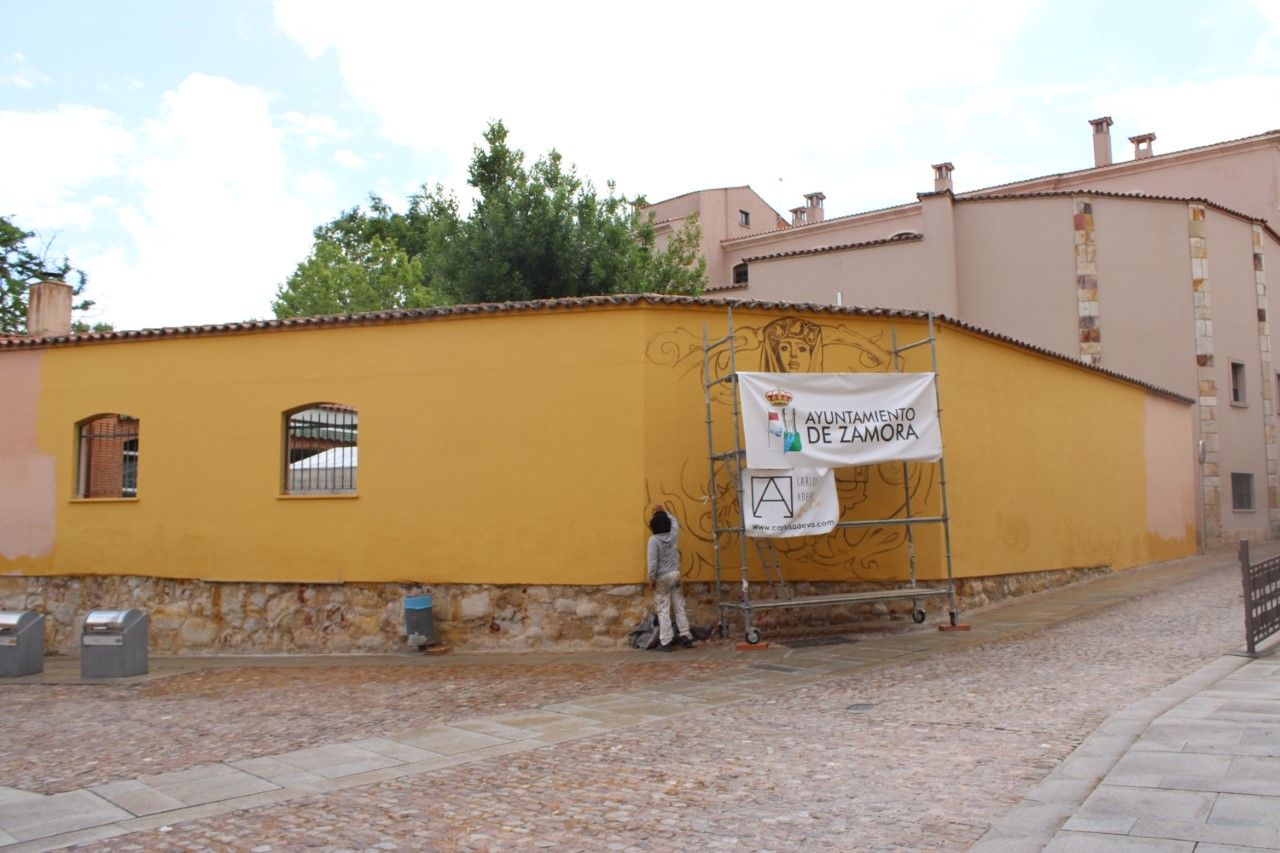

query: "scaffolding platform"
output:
701 307 960 645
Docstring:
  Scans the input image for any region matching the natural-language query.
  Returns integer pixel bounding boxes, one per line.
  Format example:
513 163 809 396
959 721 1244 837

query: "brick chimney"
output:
804 192 826 224
1089 116 1113 166
932 162 954 192
790 206 807 226
27 279 73 337
1129 132 1156 160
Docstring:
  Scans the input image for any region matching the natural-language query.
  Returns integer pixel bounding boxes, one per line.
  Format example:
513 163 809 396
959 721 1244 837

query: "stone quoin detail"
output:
1190 203 1221 546
1255 224 1279 534
1074 197 1101 365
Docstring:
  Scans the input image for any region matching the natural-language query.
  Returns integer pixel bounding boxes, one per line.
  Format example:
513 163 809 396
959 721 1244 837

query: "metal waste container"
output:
0 611 45 677
81 609 148 678
404 594 435 647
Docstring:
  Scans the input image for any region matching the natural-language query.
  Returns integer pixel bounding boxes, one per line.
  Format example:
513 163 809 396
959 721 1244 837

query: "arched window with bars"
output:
76 414 140 498
283 403 358 494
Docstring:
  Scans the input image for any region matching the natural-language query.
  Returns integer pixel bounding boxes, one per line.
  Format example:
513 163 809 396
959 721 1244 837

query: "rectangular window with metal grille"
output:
285 404 358 494
77 415 140 498
1232 472 1254 511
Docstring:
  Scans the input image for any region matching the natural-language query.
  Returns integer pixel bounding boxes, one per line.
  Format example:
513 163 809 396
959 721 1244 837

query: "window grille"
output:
733 263 749 285
1232 472 1254 511
77 414 140 498
285 403 358 494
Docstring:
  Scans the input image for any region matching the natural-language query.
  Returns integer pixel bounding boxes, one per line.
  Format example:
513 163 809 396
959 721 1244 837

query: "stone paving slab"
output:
0 790 131 842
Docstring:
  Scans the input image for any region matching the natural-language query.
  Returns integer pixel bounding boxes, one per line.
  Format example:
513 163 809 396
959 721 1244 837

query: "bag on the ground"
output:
627 612 660 649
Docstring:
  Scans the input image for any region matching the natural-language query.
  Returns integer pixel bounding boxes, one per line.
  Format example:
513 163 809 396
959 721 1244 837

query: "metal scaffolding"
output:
701 306 959 644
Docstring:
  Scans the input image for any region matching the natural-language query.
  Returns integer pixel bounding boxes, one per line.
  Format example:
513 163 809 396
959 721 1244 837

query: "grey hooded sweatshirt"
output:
646 513 681 582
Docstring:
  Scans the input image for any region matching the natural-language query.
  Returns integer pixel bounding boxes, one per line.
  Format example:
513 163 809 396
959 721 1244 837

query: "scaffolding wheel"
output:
745 627 763 645
949 610 959 627
912 608 926 624
717 622 729 638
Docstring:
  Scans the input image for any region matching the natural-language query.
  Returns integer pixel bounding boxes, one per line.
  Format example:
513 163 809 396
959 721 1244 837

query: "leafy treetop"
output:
273 121 705 318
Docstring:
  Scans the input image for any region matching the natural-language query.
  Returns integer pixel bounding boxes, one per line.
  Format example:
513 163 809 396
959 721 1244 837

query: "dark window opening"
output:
732 263 748 285
738 210 750 227
1232 472 1254 511
1230 361 1247 405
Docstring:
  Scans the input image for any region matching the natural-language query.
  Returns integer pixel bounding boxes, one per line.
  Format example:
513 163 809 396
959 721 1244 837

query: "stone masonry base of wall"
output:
0 566 1112 656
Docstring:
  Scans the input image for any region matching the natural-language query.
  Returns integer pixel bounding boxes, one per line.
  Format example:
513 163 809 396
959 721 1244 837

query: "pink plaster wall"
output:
0 351 55 562
727 206 925 279
746 237 935 308
953 197 1078 358
1207 213 1270 540
1144 395 1197 540
646 187 787 287
1091 198 1197 396
972 141 1280 232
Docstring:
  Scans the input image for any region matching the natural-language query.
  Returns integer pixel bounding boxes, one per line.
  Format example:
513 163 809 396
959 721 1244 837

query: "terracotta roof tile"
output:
721 200 920 245
0 293 1190 404
741 232 922 263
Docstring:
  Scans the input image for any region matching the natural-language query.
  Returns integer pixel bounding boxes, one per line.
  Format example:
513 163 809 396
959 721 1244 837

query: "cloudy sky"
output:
3 0 1279 330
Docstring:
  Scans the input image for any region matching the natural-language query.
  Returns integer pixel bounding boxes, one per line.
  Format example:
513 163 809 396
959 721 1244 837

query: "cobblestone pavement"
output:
0 551 1266 851
0 661 740 795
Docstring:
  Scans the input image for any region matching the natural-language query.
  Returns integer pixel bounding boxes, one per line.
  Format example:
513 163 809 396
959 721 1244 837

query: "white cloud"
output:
332 148 366 169
99 73 320 328
273 0 1045 209
281 110 352 147
0 105 134 227
1087 76 1280 155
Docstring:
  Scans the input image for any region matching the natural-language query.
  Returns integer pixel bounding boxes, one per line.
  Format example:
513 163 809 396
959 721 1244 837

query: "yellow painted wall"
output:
27 309 647 584
0 300 1196 586
938 325 1197 575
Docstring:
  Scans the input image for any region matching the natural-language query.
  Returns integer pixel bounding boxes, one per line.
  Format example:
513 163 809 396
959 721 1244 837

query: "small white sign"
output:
741 468 839 538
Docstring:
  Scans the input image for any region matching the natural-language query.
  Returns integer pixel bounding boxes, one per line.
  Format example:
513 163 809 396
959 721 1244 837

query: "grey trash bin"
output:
404 594 435 646
0 611 45 677
81 609 148 678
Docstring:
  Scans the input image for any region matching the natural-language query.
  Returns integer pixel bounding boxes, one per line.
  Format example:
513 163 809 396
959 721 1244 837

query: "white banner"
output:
738 371 942 469
741 468 839 538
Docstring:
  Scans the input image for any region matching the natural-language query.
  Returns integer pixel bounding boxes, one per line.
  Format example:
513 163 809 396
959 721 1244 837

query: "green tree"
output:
1 214 108 334
274 120 707 318
625 212 708 297
273 188 459 318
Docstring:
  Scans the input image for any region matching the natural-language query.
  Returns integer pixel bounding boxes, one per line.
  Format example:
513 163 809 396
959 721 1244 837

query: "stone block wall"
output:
0 565 1112 655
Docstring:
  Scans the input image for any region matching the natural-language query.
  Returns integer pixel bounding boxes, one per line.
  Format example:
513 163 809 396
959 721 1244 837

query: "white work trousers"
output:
653 572 691 646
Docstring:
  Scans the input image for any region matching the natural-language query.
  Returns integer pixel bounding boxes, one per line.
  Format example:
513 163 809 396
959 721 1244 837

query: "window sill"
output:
1230 401 1248 408
277 493 359 500
69 497 139 504
1232 507 1257 513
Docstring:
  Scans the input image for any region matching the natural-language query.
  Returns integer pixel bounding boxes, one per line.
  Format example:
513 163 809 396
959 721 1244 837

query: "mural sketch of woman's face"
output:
776 338 811 371
763 318 823 373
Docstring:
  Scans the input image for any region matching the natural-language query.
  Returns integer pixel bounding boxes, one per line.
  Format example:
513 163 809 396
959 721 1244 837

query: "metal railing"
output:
1238 539 1280 656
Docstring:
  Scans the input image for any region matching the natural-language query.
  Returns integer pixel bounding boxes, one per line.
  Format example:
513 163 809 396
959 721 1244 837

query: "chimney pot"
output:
803 192 826 223
790 206 808 226
1129 132 1156 160
26 279 73 338
1089 116 1113 167
931 162 955 192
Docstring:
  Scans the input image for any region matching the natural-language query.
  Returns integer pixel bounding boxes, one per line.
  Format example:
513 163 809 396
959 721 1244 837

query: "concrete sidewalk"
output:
1 545 1276 851
976 645 1280 851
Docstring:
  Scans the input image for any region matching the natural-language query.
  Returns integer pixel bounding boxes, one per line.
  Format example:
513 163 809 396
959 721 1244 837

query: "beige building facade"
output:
647 122 1280 547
